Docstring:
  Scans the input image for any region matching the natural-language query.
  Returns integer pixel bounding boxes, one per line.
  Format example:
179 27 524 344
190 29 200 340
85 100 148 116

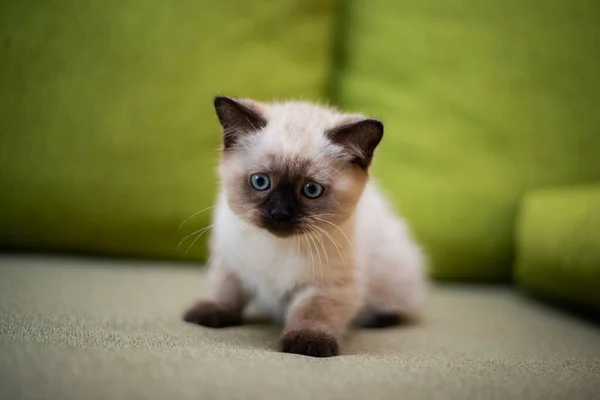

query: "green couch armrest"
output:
515 185 600 311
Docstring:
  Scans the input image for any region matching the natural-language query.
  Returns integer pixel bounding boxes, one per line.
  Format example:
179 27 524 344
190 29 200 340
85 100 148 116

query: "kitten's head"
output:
214 96 383 237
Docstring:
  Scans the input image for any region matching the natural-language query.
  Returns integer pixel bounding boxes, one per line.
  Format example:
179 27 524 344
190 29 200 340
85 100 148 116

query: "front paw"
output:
280 330 339 357
183 301 242 328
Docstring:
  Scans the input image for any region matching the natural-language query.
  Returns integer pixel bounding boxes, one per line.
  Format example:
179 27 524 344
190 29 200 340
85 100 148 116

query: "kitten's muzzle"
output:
257 185 302 236
260 205 299 236
269 206 293 222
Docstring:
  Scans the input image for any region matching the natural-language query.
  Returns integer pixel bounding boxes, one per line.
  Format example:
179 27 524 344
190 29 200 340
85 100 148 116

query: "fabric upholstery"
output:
0 0 335 260
334 0 600 280
1 255 599 400
515 184 600 311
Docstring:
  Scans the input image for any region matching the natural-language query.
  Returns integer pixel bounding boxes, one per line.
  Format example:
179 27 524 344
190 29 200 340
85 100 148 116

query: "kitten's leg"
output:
357 257 427 329
280 285 358 357
353 307 412 328
183 257 248 328
355 278 426 329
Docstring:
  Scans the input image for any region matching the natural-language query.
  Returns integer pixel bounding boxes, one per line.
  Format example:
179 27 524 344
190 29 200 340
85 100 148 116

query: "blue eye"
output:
302 182 324 199
250 173 271 191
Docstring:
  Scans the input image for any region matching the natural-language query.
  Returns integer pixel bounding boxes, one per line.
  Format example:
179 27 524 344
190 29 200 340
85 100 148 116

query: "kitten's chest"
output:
219 227 308 299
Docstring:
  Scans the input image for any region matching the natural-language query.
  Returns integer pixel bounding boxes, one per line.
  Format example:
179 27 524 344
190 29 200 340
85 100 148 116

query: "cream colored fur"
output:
210 181 427 322
184 98 427 357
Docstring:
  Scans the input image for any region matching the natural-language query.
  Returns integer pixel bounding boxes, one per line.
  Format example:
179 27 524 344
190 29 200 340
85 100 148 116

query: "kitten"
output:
183 96 427 357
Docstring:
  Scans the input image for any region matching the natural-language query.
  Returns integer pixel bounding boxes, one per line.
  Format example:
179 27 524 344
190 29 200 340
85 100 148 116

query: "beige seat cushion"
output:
0 255 598 400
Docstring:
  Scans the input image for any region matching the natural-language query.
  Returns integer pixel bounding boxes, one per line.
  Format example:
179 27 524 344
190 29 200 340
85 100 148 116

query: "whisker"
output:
230 202 254 210
311 225 331 285
310 213 336 218
178 225 212 249
204 249 217 267
309 224 330 267
294 232 301 267
205 219 253 266
183 224 214 258
303 234 315 281
312 217 354 251
178 205 217 230
307 231 323 284
312 224 347 274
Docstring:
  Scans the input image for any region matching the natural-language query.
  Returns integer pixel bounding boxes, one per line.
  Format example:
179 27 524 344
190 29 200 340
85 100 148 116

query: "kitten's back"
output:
354 181 427 316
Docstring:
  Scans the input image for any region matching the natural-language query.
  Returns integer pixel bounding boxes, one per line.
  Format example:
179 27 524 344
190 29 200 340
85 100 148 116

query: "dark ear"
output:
326 119 384 169
213 96 267 149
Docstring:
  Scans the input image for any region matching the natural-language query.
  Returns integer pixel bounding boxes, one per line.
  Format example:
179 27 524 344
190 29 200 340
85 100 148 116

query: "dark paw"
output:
183 301 242 328
280 330 339 357
361 312 400 328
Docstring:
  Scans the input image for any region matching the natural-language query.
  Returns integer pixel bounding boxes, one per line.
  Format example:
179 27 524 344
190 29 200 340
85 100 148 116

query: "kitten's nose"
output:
269 207 292 221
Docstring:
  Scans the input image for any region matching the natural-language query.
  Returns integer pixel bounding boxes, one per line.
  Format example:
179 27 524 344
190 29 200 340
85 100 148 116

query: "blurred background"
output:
1 1 600 399
1 0 599 311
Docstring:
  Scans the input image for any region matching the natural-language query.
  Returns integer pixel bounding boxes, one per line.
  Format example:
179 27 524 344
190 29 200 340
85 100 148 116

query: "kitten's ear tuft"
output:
326 119 384 169
213 96 267 149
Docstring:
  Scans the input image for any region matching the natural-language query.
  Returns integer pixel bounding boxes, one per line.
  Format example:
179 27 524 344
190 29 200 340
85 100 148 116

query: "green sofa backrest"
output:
334 0 600 280
0 0 336 260
2 0 599 285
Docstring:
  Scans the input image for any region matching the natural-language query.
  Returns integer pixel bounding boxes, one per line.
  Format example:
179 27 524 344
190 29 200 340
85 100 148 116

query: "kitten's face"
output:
214 97 383 237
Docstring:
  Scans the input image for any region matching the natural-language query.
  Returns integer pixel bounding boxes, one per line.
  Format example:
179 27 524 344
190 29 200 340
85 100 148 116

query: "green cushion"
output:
515 185 600 311
334 0 600 280
0 0 335 260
